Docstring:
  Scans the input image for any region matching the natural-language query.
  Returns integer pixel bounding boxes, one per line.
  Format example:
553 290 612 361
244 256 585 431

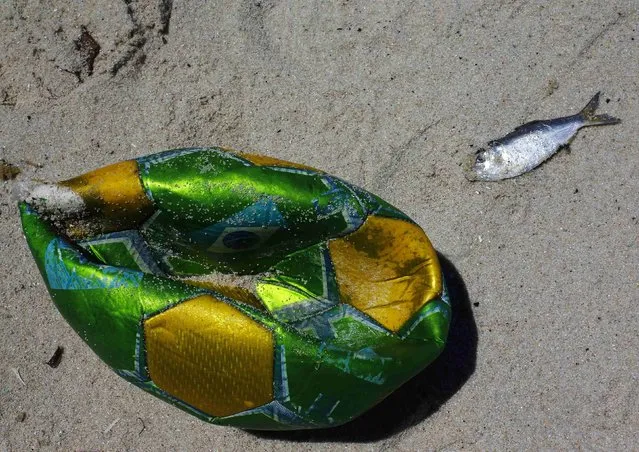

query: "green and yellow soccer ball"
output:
21 147 450 430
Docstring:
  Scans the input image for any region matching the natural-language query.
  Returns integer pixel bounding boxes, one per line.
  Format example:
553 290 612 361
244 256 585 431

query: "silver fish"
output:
465 92 621 181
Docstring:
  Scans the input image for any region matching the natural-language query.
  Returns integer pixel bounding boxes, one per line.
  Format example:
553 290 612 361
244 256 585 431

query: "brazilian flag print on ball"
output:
20 147 450 430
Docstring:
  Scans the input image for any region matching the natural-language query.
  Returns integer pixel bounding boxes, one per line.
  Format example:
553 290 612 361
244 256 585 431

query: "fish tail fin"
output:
579 92 621 126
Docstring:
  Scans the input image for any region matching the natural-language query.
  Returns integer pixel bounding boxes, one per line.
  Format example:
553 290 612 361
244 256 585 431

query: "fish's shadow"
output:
250 253 478 443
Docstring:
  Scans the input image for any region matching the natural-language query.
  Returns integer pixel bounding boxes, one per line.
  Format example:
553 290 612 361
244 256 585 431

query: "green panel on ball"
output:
137 148 367 275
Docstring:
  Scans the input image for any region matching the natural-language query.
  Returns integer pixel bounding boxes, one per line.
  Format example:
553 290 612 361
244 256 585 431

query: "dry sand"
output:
1 1 637 450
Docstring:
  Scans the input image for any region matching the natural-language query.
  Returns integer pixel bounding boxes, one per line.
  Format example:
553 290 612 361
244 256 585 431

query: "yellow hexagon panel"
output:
60 160 154 237
328 215 442 332
144 295 274 417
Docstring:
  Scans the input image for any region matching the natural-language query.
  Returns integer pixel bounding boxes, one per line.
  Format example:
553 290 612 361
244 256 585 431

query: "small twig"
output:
137 417 146 436
11 367 26 386
46 346 64 368
103 418 120 434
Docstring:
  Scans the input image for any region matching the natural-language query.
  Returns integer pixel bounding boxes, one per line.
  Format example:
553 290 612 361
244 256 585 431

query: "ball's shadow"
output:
251 253 477 442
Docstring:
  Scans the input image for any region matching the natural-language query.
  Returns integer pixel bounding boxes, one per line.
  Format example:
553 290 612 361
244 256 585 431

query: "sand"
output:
1 1 637 450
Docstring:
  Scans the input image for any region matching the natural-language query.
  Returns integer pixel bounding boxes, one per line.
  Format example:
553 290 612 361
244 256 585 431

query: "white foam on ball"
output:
25 183 85 216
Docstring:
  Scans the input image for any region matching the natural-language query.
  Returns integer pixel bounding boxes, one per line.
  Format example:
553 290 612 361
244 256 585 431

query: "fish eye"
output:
475 149 486 164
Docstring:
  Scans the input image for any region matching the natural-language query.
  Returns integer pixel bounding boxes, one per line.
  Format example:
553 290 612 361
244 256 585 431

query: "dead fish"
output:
465 92 621 181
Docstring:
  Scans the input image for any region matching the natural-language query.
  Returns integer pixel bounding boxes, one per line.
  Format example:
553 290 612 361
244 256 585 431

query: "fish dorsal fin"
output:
513 120 546 133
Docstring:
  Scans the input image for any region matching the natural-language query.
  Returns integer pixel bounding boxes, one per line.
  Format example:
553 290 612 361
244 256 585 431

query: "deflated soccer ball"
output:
20 147 450 430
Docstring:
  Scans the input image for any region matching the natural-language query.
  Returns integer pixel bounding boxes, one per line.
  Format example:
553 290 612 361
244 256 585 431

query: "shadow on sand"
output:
251 253 477 443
